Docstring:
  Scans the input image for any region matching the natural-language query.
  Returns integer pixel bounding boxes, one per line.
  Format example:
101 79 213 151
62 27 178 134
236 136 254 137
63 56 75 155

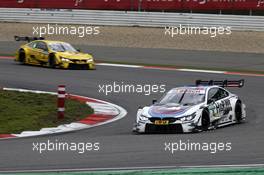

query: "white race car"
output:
133 80 246 133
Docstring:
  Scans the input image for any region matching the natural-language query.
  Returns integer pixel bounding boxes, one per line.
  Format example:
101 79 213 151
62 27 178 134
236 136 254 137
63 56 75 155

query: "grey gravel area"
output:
0 22 264 53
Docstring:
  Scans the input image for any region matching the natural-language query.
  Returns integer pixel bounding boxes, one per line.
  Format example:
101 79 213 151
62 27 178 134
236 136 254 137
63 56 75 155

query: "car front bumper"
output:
133 120 197 133
60 62 95 70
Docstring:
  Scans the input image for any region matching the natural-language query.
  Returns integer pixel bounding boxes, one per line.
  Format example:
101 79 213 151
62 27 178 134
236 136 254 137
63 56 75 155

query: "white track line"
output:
97 63 225 74
1 55 264 77
97 62 264 77
97 63 142 68
178 68 225 74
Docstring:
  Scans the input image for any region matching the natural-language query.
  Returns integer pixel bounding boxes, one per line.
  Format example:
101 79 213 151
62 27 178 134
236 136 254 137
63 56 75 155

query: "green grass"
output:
0 90 93 134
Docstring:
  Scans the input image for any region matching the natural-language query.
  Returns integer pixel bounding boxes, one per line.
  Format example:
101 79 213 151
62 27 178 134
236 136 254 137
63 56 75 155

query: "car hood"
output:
148 103 194 118
57 52 93 60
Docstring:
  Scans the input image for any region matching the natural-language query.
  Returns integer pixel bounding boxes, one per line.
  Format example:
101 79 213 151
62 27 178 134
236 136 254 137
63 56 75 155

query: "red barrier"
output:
0 0 264 11
57 85 66 120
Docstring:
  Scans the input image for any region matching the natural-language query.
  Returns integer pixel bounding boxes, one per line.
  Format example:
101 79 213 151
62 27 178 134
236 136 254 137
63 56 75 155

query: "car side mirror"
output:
152 99 157 104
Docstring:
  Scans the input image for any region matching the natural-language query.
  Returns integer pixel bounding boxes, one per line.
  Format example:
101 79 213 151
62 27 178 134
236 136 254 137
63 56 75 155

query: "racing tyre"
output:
201 110 210 131
235 101 242 123
19 49 26 64
48 53 56 68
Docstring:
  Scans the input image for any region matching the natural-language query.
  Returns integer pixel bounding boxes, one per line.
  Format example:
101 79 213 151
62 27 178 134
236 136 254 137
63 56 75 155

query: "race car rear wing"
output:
14 36 45 42
196 79 244 88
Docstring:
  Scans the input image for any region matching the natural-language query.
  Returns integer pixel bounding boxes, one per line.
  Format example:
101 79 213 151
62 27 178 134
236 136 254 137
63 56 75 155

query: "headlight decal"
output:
180 112 196 122
60 57 70 62
86 59 94 63
139 114 149 121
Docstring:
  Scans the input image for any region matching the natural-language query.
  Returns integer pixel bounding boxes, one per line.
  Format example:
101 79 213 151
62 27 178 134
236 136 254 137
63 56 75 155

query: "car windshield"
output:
158 88 205 105
49 43 77 52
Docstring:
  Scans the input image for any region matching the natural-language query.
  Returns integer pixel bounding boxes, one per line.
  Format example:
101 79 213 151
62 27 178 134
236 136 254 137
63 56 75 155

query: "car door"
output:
207 87 232 122
214 88 233 123
207 88 221 120
26 41 39 63
34 41 49 64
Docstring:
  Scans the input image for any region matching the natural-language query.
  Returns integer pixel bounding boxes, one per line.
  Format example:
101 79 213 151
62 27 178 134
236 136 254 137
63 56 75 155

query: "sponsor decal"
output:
258 0 264 7
75 0 83 6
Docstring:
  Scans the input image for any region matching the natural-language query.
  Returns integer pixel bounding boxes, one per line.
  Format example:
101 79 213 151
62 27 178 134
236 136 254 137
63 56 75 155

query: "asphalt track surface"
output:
0 49 264 172
1 41 264 71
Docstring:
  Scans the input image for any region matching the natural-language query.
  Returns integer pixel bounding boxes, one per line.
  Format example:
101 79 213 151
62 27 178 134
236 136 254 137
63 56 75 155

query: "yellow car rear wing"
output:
14 36 45 43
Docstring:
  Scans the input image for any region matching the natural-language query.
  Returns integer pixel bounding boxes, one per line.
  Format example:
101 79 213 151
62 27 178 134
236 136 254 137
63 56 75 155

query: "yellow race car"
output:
14 36 95 69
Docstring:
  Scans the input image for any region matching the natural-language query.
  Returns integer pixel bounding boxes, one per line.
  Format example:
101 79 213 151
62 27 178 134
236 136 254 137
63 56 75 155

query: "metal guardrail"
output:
0 8 264 31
